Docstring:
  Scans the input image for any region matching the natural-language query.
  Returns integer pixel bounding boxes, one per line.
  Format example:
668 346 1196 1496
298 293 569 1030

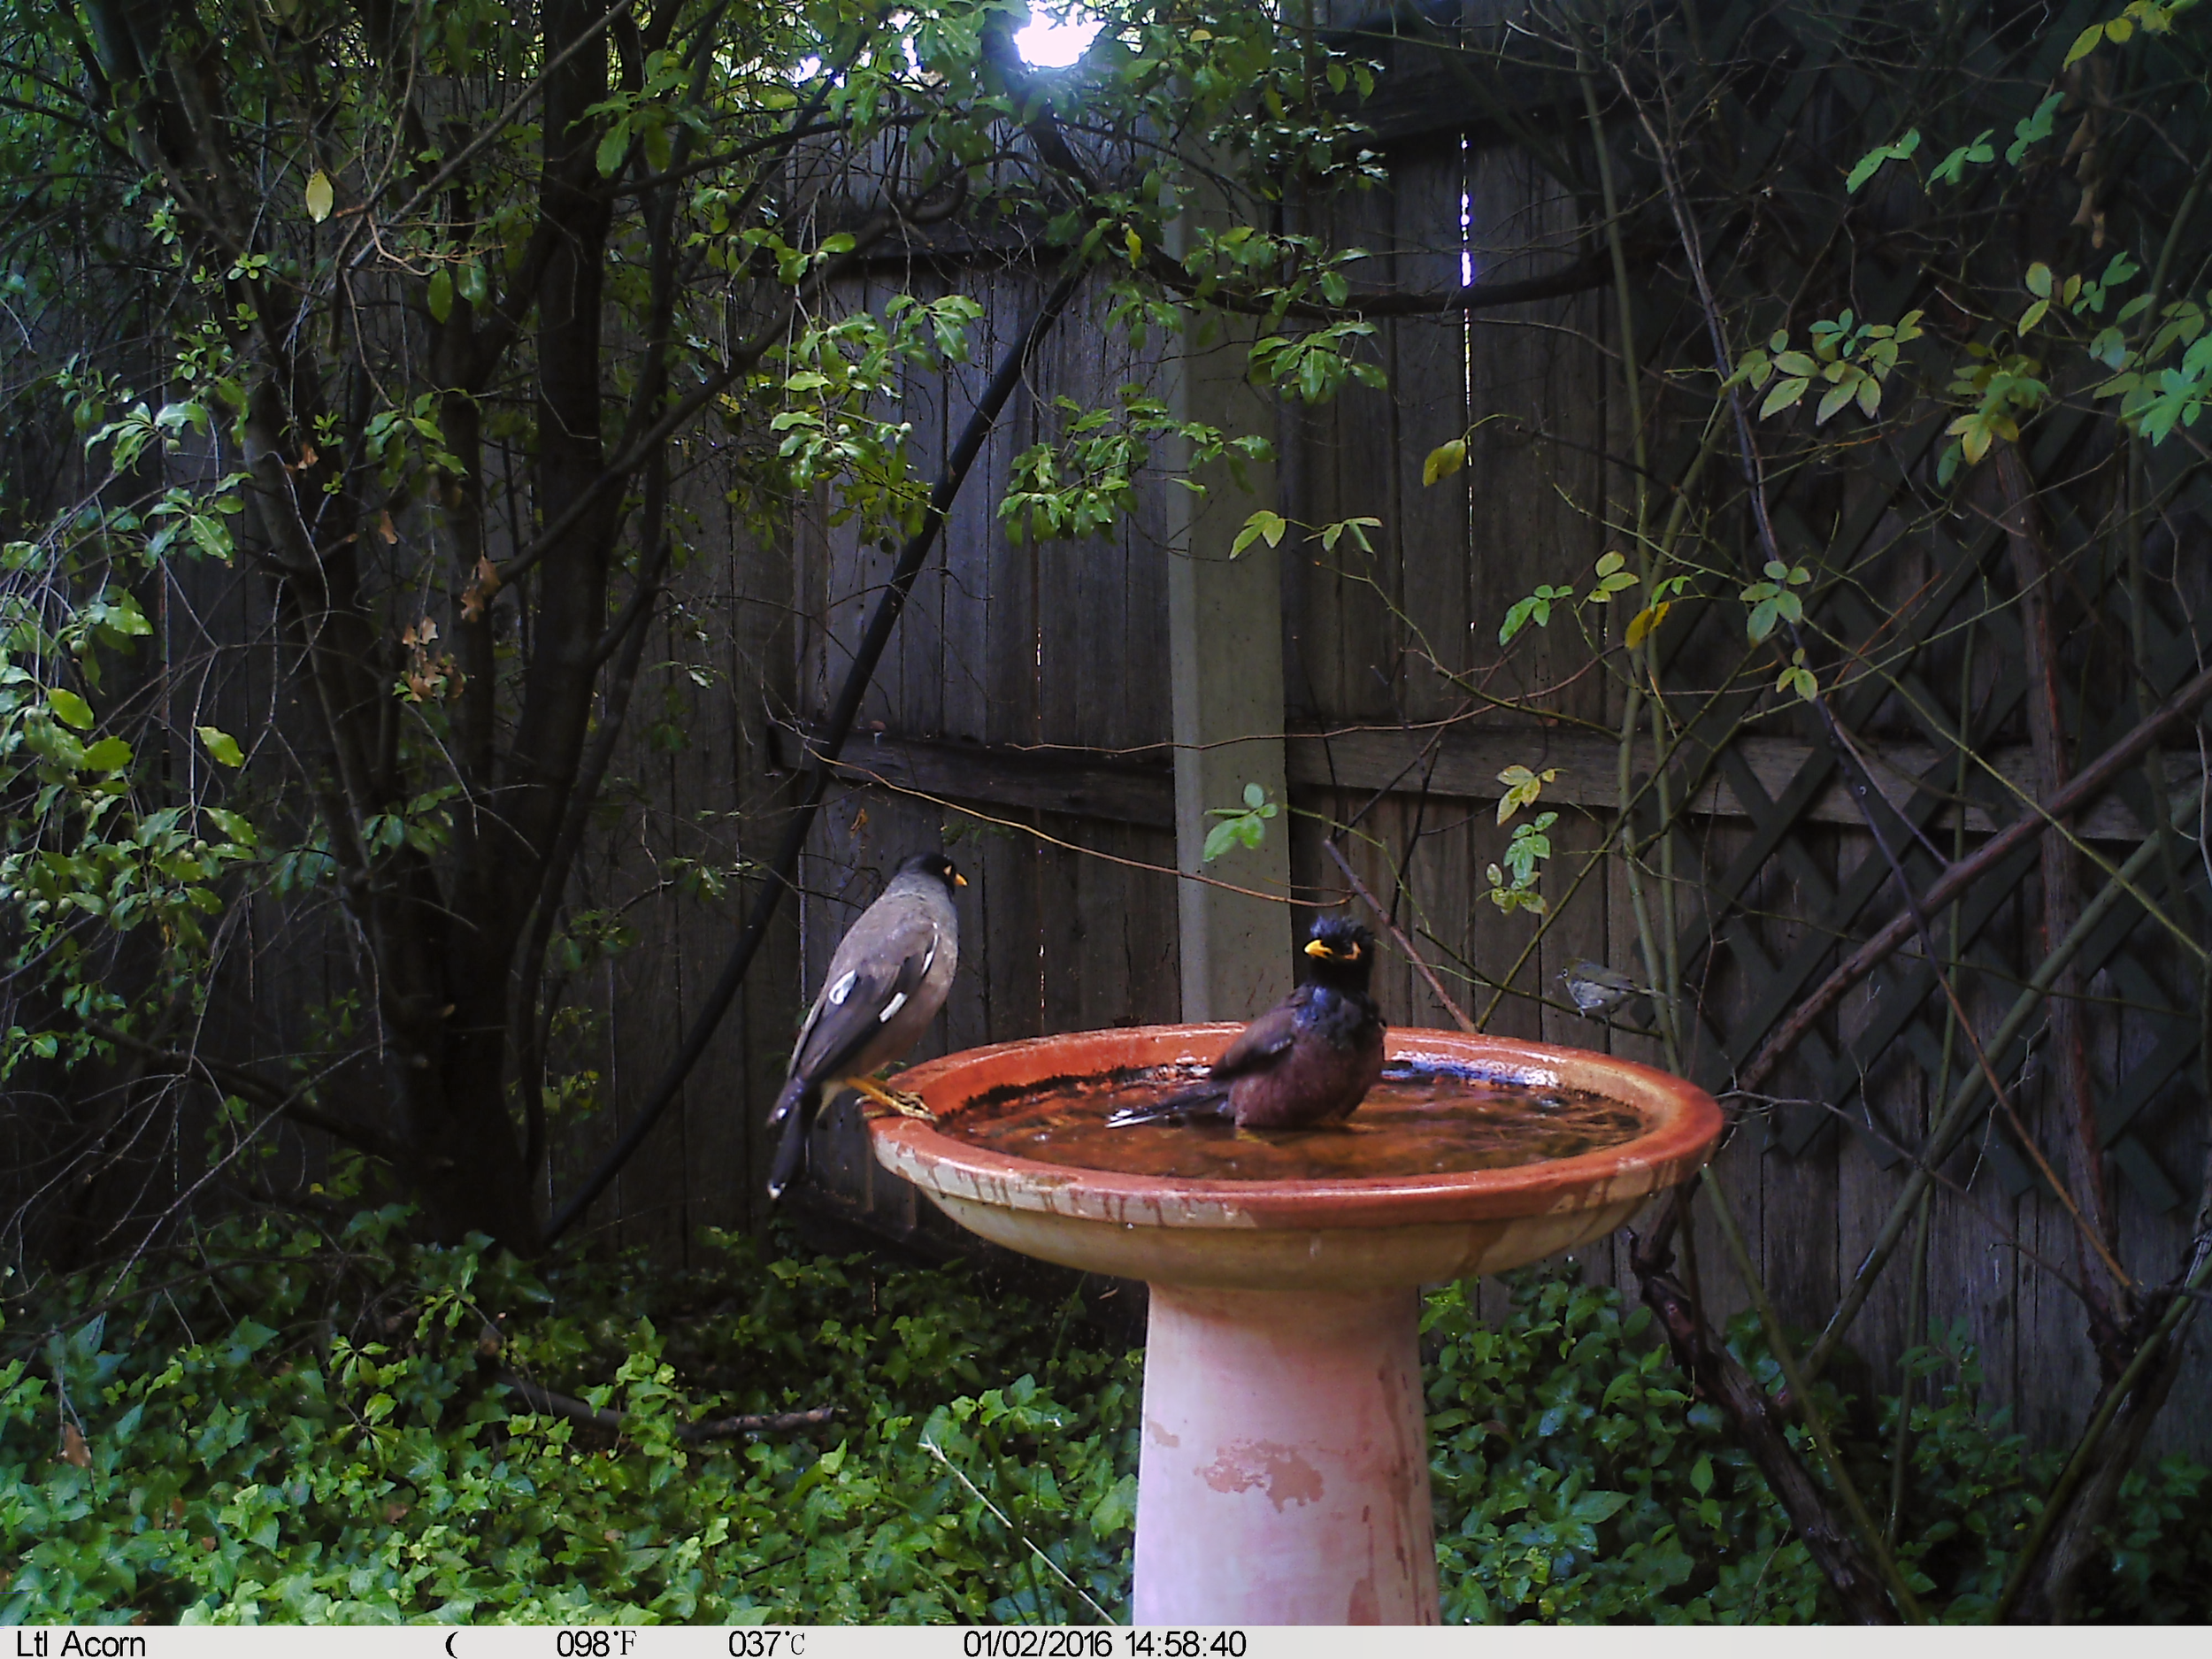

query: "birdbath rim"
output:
868 1024 1721 1289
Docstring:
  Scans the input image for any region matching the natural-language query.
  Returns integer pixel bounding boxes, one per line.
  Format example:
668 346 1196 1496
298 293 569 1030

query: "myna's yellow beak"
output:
1304 937 1333 959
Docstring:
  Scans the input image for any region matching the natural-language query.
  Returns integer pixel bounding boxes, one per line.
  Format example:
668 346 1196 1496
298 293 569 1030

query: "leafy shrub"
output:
4 1224 2207 1624
1423 1272 2212 1624
1425 1273 1823 1622
0 1210 1136 1624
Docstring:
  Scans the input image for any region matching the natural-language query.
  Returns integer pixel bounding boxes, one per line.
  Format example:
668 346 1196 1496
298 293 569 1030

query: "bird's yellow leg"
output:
844 1074 934 1121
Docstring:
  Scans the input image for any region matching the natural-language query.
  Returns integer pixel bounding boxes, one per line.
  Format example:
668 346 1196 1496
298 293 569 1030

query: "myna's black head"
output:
1302 914 1377 992
896 850 966 892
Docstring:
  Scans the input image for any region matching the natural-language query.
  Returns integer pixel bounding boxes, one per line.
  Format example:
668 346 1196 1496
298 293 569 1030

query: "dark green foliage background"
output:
4 1222 2208 1624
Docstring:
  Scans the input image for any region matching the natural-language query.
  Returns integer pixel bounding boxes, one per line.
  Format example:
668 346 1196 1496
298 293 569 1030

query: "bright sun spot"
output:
1015 7 1102 68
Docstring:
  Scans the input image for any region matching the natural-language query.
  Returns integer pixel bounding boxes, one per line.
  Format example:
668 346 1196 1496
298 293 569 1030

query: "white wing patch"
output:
827 970 858 1006
920 938 937 976
877 991 909 1025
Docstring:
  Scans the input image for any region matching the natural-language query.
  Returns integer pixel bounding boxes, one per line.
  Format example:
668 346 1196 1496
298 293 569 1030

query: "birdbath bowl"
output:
868 1024 1722 1625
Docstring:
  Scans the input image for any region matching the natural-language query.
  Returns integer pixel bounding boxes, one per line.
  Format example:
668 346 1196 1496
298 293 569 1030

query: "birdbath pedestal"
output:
869 1025 1722 1625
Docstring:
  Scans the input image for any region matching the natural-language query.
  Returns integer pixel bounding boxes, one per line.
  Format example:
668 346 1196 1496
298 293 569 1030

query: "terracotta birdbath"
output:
869 1024 1722 1625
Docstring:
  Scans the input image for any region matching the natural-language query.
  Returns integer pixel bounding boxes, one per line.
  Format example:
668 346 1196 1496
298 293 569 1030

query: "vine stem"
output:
1325 840 1477 1033
1624 68 2131 1292
1993 1226 2212 1621
1701 1172 1929 1623
1582 53 1685 1068
541 260 1086 1244
1804 806 2190 1376
1738 660 2212 1095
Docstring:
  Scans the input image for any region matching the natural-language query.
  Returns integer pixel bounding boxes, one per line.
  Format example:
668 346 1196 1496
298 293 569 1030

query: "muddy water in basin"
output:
936 1061 1648 1182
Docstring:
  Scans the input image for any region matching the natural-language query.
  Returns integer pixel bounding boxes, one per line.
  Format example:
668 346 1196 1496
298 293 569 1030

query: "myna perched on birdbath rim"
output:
1108 912 1386 1131
766 851 964 1200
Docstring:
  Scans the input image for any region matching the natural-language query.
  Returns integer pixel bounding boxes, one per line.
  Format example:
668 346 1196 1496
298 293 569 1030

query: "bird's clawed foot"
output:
848 1076 935 1121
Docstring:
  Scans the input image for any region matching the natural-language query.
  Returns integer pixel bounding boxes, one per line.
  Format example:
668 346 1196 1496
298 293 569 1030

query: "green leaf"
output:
188 514 234 562
2064 21 2107 65
81 736 132 771
1845 128 1918 193
1230 509 1287 557
304 168 334 223
426 268 454 324
596 118 632 178
1570 1490 1630 1525
1758 377 1810 417
48 688 94 729
1422 439 1466 486
197 726 244 767
2025 262 2053 300
1930 130 1996 187
2006 92 2064 165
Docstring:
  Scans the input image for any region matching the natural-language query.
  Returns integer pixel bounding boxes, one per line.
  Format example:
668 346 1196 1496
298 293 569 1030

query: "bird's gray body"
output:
788 867 960 1086
766 856 962 1199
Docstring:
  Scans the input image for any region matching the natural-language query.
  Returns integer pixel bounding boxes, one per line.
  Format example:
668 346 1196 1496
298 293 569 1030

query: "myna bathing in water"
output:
766 851 964 1200
1109 913 1386 1131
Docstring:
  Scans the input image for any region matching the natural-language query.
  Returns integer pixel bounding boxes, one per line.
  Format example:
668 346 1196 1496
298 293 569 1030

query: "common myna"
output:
1108 913 1386 1131
765 851 964 1200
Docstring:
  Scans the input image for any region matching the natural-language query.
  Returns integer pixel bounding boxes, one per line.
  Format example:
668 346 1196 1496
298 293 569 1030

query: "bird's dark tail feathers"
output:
765 1075 817 1202
1104 1086 1231 1129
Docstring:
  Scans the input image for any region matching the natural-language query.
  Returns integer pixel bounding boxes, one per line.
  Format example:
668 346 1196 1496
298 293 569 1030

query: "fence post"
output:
1163 171 1293 1022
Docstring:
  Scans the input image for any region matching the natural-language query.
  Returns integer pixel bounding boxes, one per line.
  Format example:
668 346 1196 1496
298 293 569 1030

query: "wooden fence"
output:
526 25 2210 1458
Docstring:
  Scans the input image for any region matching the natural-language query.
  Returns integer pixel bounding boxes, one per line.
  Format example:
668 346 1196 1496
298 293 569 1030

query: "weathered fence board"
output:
521 27 2212 1462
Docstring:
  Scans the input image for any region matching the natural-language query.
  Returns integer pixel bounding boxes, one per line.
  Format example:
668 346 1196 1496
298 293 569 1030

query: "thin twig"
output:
1325 839 1478 1033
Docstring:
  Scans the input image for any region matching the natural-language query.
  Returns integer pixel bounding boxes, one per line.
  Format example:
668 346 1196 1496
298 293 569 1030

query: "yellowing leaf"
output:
1124 227 1143 264
197 726 244 768
304 168 334 223
1625 600 1671 649
1496 763 1557 825
1423 439 1466 486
